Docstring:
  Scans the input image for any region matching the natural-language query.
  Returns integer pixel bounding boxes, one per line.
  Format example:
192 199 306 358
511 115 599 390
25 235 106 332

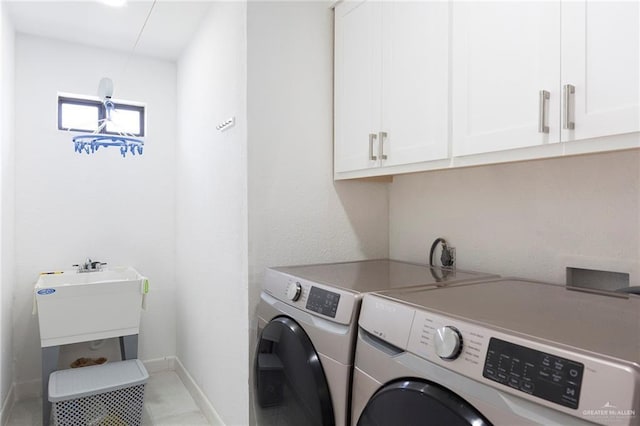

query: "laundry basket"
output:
48 359 148 426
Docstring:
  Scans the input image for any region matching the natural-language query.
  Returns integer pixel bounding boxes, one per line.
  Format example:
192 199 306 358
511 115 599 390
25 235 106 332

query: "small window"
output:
58 95 145 137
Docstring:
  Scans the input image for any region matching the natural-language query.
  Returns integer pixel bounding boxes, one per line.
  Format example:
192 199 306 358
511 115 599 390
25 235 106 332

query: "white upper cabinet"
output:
380 1 449 168
452 0 639 158
452 1 561 157
334 0 381 173
334 0 449 176
561 1 640 142
334 0 639 179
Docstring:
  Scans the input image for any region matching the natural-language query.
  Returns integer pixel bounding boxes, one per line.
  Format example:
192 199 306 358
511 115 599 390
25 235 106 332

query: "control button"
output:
497 372 507 383
521 381 534 393
286 282 302 301
500 354 511 361
539 368 551 379
434 326 463 360
508 377 520 388
565 386 577 397
569 368 579 378
484 368 496 378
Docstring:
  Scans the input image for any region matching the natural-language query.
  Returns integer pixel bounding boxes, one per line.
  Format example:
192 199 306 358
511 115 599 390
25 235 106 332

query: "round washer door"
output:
357 379 492 426
254 316 335 426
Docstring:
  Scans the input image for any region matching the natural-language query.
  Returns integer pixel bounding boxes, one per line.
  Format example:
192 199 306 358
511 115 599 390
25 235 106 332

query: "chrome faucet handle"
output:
90 261 106 270
73 258 106 272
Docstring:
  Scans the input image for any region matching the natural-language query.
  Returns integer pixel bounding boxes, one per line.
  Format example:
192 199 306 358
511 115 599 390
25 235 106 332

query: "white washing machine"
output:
352 278 640 426
253 259 498 426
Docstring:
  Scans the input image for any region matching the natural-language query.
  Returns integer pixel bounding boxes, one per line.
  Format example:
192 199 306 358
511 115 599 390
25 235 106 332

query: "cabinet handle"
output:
563 84 575 130
369 133 377 160
378 131 388 160
538 90 550 134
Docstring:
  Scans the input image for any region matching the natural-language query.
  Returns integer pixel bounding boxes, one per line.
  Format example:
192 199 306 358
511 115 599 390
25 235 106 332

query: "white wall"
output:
390 150 640 286
13 35 177 387
246 1 389 421
176 2 248 425
246 0 389 313
176 4 388 425
0 2 15 415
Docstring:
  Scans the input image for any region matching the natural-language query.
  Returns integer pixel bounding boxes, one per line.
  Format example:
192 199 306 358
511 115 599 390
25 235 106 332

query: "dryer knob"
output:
434 326 463 360
287 282 302 301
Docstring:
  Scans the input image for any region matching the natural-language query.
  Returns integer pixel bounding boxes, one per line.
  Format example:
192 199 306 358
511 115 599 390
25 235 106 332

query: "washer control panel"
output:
363 293 639 422
483 338 584 409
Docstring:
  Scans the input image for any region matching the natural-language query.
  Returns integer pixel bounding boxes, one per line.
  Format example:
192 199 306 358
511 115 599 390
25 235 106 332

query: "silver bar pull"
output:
368 133 377 160
378 131 388 160
538 90 550 133
563 84 575 130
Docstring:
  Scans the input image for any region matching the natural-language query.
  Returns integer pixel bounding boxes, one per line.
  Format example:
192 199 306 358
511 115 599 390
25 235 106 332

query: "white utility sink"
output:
34 267 148 348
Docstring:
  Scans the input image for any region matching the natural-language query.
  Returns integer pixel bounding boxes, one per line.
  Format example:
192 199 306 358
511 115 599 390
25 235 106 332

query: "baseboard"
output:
13 378 39 401
142 356 176 374
0 383 15 426
174 357 225 426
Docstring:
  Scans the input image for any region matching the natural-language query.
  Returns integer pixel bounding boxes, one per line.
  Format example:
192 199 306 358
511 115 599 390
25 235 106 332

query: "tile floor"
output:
5 370 210 425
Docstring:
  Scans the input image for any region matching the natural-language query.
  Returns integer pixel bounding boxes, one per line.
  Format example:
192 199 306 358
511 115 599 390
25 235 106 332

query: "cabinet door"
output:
561 1 640 141
452 1 561 157
380 1 449 167
334 0 382 173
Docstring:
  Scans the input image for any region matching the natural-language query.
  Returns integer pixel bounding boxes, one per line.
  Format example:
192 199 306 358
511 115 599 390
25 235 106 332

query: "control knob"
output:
434 326 463 360
286 281 302 301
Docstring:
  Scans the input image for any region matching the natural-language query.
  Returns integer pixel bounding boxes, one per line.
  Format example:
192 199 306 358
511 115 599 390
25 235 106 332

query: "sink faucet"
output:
73 258 107 273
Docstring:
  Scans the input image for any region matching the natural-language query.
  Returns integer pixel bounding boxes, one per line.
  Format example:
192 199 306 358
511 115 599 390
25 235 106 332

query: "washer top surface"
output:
271 259 496 293
379 278 640 362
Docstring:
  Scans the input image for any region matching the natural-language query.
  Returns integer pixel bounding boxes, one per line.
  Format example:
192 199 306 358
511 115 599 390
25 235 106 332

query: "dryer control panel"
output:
483 338 584 409
306 286 341 318
262 268 356 325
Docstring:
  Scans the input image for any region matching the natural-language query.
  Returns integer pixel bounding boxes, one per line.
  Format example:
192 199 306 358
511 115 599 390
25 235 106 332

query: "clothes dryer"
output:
352 279 640 426
254 259 498 426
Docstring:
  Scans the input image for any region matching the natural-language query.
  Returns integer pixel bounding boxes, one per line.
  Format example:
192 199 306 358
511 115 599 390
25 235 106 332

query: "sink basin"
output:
34 267 148 347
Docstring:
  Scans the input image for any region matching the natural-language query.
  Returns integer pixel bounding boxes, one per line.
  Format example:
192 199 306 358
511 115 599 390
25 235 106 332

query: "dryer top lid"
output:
271 259 497 293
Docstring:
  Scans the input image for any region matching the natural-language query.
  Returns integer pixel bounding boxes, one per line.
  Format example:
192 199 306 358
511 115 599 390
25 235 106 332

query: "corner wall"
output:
176 2 248 425
389 150 640 286
246 0 389 316
0 3 15 415
13 35 177 387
